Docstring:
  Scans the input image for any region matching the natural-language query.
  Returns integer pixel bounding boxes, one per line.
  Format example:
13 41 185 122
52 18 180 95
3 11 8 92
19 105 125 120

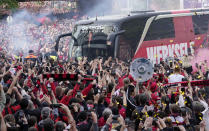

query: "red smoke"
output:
191 48 209 72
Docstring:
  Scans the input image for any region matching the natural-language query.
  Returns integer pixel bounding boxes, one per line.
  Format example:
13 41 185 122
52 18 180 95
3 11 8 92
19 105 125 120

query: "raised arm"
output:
7 69 23 95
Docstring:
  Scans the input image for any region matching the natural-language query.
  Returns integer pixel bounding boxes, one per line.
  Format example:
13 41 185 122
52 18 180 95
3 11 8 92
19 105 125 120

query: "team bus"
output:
55 8 209 64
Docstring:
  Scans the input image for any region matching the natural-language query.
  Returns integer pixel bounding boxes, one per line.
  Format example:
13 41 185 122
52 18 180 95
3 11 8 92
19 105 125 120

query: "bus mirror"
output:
55 33 78 52
116 30 126 35
107 30 125 44
107 33 115 42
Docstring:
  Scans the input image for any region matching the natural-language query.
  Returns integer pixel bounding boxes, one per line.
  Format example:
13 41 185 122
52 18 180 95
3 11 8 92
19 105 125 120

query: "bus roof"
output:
75 15 128 25
75 8 209 26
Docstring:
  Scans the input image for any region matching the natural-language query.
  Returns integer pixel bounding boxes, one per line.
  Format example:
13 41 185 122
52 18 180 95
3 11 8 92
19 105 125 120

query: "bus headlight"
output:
107 41 112 45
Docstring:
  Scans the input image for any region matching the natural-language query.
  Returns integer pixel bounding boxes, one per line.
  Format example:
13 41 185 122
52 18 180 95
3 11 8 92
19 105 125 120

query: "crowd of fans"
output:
19 1 77 14
0 17 75 61
0 46 208 131
0 3 209 131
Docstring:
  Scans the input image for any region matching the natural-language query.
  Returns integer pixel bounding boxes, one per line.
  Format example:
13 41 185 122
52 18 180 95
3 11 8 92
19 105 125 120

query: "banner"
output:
163 80 209 88
43 74 78 81
42 74 96 82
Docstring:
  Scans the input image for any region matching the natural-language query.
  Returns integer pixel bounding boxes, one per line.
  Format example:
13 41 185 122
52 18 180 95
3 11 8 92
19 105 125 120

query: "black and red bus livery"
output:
56 8 209 64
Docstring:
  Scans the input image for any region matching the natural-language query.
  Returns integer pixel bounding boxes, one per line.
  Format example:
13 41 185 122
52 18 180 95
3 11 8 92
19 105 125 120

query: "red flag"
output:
88 32 93 46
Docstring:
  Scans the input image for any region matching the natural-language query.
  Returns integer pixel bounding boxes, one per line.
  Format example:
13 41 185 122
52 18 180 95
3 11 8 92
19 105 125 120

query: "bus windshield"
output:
69 24 116 58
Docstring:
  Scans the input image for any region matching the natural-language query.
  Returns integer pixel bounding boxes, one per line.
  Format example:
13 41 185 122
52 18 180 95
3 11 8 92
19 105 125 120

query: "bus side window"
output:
192 14 209 35
144 18 175 41
118 17 148 60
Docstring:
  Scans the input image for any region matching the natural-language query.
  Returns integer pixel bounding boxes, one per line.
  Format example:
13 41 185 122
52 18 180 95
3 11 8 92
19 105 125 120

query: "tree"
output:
0 0 19 9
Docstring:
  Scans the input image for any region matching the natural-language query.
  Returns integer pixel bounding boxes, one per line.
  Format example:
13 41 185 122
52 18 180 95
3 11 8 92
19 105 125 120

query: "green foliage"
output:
0 0 19 9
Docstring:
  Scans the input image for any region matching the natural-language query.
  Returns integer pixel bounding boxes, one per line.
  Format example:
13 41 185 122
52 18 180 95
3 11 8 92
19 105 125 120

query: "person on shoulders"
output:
168 66 184 83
